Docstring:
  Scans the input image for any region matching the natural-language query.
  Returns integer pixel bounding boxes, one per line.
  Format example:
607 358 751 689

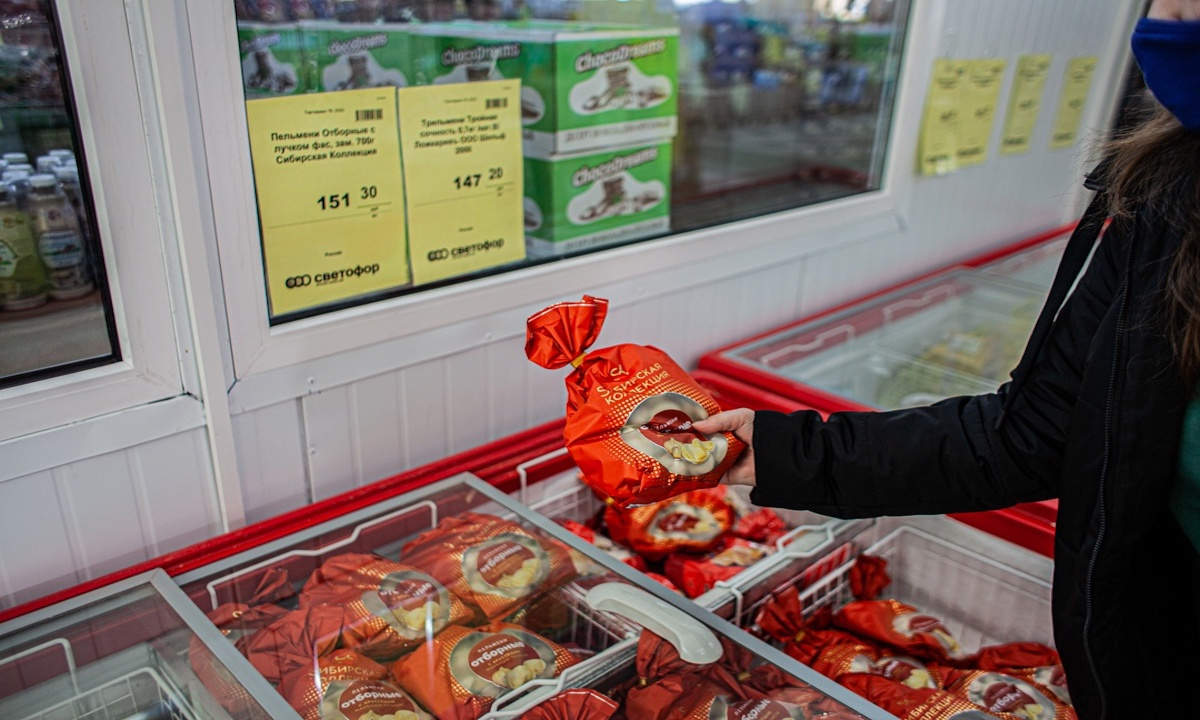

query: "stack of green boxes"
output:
409 20 680 257
236 22 315 97
235 19 679 258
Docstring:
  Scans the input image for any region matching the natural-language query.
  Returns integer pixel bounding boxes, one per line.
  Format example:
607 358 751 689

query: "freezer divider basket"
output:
744 517 1054 657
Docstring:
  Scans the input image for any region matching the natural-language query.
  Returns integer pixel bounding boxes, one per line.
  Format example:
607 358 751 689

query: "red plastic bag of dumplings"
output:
518 689 619 720
526 296 745 508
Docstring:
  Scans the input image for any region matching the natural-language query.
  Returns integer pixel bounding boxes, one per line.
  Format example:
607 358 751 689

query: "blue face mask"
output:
1131 17 1200 131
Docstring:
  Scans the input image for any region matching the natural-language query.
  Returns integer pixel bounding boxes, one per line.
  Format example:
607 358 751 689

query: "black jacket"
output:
750 177 1200 718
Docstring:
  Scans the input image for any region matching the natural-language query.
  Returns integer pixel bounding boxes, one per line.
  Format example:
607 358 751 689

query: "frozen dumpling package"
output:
526 295 744 508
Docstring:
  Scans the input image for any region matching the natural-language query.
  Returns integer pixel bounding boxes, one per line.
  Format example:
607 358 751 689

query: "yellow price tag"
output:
398 80 525 286
1050 56 1098 150
245 88 410 317
918 59 967 176
1000 54 1052 156
956 59 1006 167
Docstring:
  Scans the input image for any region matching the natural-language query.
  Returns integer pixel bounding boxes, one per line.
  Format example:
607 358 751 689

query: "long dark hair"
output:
1104 98 1200 386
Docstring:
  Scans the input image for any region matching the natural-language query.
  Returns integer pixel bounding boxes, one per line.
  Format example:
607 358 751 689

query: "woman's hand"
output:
693 409 757 487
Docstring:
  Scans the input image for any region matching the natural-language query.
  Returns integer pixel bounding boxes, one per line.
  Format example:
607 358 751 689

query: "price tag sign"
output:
1050 56 1097 150
918 59 967 176
397 80 525 285
956 59 1006 167
1000 54 1052 156
245 87 409 317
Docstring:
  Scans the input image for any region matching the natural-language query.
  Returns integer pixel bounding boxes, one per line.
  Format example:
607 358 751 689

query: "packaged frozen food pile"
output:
754 557 1076 720
516 688 618 719
526 295 744 508
619 629 859 720
190 512 589 720
391 621 582 719
556 484 789 599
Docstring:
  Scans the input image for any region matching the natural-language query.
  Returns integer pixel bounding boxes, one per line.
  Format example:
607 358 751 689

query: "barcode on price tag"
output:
486 98 507 109
356 108 383 121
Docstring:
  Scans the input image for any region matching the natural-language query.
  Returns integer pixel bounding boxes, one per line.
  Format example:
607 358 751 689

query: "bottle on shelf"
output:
4 170 32 209
0 183 49 311
36 155 61 174
53 165 95 277
28 173 92 300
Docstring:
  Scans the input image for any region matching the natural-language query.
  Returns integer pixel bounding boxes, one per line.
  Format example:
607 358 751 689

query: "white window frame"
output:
0 0 189 442
188 0 929 386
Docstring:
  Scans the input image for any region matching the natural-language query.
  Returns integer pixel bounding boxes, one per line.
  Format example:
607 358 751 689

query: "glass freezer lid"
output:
0 569 294 720
720 270 1044 409
168 473 885 719
976 234 1069 292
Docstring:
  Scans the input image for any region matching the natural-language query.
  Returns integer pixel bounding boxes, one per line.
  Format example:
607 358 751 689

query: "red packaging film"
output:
1010 665 1072 708
755 590 864 666
663 538 772 599
190 601 290 715
278 648 433 720
390 622 582 720
400 512 577 620
499 589 572 636
517 689 619 720
526 296 745 507
833 600 968 662
840 674 1016 719
848 555 891 601
556 519 646 572
959 642 1060 672
729 507 789 546
812 643 944 691
298 553 474 661
240 604 347 684
604 488 734 559
940 668 1076 720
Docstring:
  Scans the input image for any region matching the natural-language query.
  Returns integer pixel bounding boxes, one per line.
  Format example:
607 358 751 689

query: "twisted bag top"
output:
526 295 744 507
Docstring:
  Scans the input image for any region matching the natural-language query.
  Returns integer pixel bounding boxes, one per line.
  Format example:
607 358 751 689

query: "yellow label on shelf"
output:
245 88 409 317
918 59 968 176
397 80 525 286
956 58 1006 167
1050 56 1097 150
1000 54 1052 156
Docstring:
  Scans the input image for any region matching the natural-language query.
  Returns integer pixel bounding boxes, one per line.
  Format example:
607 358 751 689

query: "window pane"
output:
233 0 906 323
0 1 119 387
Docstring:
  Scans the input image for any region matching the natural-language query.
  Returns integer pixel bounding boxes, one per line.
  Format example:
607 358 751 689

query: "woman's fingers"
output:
693 408 755 442
693 409 756 487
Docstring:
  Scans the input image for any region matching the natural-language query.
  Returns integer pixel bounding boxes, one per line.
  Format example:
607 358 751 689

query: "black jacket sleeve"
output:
749 217 1126 518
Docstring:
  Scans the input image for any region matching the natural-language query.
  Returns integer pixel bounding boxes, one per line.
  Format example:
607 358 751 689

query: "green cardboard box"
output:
414 20 679 156
237 22 313 97
406 25 533 87
524 140 672 257
302 21 410 92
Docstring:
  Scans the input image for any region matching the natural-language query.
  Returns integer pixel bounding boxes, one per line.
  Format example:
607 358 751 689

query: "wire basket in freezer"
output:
743 516 1055 655
19 666 197 720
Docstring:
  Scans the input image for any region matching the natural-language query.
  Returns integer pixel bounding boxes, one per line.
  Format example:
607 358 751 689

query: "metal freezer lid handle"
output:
585 582 722 664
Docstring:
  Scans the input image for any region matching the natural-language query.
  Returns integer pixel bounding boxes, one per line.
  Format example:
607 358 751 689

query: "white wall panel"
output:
0 428 219 610
0 471 77 609
232 400 309 524
399 358 452 471
443 345 494 456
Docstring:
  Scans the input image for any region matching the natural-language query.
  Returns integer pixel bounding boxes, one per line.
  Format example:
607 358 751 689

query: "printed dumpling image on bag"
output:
526 295 744 507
